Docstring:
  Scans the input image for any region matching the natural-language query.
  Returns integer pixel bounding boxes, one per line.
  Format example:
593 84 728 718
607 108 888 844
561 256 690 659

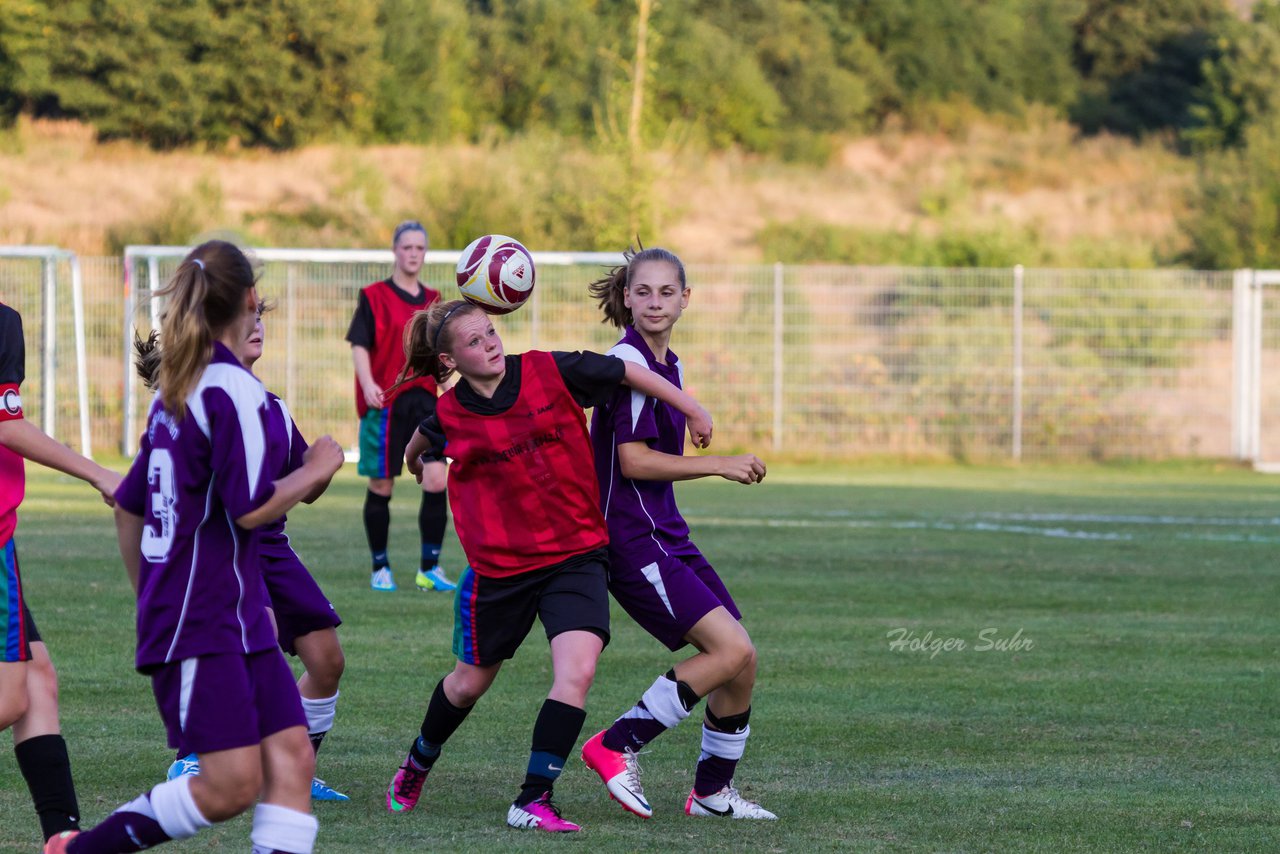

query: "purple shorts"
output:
151 649 306 755
261 547 342 656
607 544 740 651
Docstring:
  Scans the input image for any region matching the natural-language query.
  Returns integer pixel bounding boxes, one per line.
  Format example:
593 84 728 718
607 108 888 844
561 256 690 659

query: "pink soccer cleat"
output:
44 831 79 853
506 793 581 832
580 729 652 818
386 754 430 813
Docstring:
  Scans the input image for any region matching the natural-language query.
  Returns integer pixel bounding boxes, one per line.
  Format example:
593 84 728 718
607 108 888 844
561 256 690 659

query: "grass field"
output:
3 461 1280 853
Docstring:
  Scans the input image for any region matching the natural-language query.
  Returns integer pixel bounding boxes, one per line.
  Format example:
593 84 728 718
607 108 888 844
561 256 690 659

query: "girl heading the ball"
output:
384 298 713 833
580 245 777 821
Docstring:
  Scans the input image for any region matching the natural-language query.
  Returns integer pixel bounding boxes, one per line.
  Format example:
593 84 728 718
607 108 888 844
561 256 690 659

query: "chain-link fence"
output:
1 250 1244 462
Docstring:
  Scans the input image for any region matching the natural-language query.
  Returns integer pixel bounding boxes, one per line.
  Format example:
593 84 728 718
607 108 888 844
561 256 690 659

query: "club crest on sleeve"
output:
1 385 21 416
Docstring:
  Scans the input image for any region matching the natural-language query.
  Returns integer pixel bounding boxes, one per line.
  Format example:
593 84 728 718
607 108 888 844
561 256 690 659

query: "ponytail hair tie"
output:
193 258 206 270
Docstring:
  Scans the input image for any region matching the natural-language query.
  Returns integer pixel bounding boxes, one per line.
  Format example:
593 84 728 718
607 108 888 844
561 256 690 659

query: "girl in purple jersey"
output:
45 241 344 854
581 246 777 821
139 305 349 802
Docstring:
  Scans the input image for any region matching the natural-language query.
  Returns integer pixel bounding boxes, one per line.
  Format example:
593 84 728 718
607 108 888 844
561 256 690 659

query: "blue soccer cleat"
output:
311 777 350 801
415 566 457 592
166 753 200 780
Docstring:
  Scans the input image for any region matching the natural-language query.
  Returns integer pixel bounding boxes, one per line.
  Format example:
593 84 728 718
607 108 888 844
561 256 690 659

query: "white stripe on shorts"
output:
639 561 676 619
179 658 198 732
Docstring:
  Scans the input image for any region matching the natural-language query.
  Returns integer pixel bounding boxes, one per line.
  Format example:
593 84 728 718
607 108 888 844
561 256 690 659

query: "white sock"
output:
300 691 338 737
699 723 750 761
636 674 691 729
148 775 212 840
250 802 318 854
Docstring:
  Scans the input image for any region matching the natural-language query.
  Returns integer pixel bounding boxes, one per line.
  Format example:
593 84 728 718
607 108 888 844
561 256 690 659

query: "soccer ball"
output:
455 234 536 315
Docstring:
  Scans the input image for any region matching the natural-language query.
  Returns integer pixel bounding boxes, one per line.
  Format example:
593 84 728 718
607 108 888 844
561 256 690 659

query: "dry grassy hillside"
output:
0 112 1194 264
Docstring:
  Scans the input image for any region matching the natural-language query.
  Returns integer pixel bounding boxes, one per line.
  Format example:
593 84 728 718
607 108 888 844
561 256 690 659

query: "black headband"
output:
433 304 468 352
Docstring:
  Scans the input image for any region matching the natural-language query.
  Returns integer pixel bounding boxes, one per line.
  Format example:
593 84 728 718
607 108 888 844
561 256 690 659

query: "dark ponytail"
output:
394 299 486 388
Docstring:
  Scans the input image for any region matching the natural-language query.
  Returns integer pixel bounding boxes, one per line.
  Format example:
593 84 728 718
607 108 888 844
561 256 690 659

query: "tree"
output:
1071 0 1232 136
1184 1 1280 151
1 0 382 149
374 0 480 142
1182 110 1280 269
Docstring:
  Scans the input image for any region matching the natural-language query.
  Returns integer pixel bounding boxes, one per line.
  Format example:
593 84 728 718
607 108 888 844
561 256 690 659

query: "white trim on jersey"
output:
227 509 250 652
188 363 269 498
607 342 650 434
272 396 296 459
165 482 215 663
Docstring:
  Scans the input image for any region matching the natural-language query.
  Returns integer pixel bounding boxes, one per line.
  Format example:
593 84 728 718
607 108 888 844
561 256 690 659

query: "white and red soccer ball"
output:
455 234 536 315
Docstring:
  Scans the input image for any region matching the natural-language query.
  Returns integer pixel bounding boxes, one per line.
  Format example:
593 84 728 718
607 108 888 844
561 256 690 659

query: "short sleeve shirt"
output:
259 391 308 555
415 351 625 460
0 304 26 543
590 327 692 550
114 342 278 671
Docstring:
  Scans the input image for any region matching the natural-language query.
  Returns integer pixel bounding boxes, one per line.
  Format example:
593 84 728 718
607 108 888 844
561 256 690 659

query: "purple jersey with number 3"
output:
590 326 693 551
115 343 278 672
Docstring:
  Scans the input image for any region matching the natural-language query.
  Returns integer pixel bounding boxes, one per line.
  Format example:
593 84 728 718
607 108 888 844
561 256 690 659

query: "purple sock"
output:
68 808 171 853
694 754 738 797
602 700 669 752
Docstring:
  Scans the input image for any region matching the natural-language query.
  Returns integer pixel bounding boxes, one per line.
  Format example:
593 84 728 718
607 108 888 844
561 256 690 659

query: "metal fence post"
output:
70 255 91 457
1012 264 1024 462
286 263 297 407
41 256 56 437
122 256 137 456
773 262 784 454
1231 269 1251 460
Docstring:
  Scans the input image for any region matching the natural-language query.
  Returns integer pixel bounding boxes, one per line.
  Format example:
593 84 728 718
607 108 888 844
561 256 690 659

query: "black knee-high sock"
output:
364 490 391 569
419 489 447 569
14 734 80 841
516 699 586 807
409 679 474 770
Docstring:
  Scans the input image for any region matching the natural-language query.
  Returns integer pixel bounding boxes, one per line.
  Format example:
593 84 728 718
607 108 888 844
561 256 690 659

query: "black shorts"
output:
452 549 611 667
357 387 437 479
24 603 40 645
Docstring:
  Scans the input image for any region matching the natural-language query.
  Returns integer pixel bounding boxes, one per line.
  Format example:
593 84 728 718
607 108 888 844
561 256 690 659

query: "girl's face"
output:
394 230 427 280
441 311 505 382
243 307 265 368
224 287 260 363
625 260 688 337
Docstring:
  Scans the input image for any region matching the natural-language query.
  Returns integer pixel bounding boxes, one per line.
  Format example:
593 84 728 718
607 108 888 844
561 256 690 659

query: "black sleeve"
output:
415 414 448 463
0 307 25 385
345 291 375 349
552 350 626 409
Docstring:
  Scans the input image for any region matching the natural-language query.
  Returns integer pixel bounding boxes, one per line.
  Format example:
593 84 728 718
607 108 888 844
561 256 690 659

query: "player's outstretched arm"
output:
236 436 345 529
617 441 765 485
0 418 121 504
620 361 713 449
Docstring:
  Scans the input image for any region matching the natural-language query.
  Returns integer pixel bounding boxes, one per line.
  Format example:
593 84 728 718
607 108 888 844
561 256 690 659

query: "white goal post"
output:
121 245 624 456
1233 269 1280 472
0 246 93 457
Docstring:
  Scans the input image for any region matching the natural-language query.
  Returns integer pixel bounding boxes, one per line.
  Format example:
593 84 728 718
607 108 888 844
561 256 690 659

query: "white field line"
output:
685 514 1280 544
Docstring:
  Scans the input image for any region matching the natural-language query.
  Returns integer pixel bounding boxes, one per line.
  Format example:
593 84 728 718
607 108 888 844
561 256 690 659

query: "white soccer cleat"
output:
684 784 778 820
371 567 397 592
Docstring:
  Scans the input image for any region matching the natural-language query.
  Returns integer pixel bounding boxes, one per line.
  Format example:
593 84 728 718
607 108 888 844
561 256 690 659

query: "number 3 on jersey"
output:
142 449 177 562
